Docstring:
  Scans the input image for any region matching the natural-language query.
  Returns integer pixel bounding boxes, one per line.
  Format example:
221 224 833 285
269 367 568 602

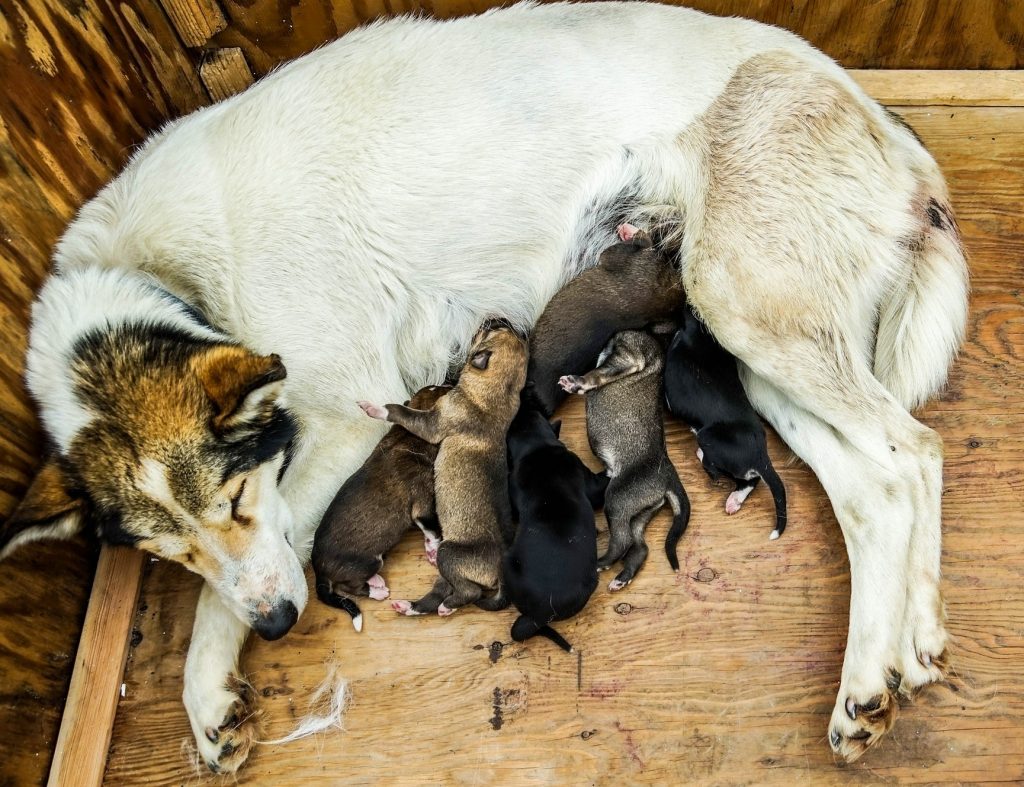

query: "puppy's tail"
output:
664 476 691 572
316 581 364 632
511 615 574 653
760 463 788 541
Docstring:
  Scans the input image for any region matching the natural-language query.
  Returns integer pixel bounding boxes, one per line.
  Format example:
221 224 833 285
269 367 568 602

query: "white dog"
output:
0 2 967 773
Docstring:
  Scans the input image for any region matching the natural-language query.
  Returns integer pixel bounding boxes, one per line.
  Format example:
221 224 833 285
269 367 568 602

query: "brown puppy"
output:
359 324 528 616
559 328 690 590
526 223 684 415
312 384 451 631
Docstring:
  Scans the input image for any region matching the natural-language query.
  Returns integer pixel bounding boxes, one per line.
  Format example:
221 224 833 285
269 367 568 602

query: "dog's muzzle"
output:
251 600 299 641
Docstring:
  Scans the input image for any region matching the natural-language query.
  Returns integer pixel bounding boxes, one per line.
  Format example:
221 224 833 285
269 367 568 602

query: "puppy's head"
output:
462 324 529 399
4 332 307 641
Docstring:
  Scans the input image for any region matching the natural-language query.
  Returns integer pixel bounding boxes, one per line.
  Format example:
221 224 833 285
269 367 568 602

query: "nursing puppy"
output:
559 329 690 589
312 384 450 631
359 324 527 615
505 406 609 652
526 224 684 415
665 306 788 539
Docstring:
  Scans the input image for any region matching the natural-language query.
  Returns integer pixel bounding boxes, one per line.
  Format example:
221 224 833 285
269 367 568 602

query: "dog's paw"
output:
898 599 949 693
696 447 704 461
423 534 440 566
437 603 456 617
357 400 388 420
366 574 390 601
392 599 422 616
608 578 628 592
558 375 586 395
191 675 261 774
827 678 899 762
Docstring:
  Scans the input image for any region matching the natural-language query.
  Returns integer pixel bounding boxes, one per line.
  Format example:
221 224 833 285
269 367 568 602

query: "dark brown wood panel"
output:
103 103 1024 784
208 0 1024 76
0 2 208 785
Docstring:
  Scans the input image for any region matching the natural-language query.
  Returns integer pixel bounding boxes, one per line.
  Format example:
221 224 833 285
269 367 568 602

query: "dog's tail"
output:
510 615 574 653
664 475 691 572
873 132 969 411
759 462 788 541
316 582 364 632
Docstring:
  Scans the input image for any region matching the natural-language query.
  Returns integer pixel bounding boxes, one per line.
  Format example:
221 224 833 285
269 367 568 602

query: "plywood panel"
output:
0 2 208 785
102 103 1024 783
208 0 1024 77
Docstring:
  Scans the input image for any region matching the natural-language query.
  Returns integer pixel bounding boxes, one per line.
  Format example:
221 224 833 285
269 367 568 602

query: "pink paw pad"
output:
392 600 421 616
424 535 440 566
725 494 743 515
608 578 627 592
437 604 456 617
558 375 584 394
617 223 640 242
357 400 388 420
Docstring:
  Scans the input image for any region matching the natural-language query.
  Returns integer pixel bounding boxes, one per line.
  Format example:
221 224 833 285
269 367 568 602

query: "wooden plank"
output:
209 0 1024 76
158 0 228 47
102 104 1024 783
47 547 145 787
851 70 1024 107
200 47 254 101
0 2 208 785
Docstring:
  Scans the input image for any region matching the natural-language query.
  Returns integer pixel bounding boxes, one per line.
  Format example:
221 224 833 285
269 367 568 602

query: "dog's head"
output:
463 323 529 405
2 276 307 640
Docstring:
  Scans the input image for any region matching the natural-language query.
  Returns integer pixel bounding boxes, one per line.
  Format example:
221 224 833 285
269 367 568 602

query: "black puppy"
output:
504 405 609 652
664 306 787 539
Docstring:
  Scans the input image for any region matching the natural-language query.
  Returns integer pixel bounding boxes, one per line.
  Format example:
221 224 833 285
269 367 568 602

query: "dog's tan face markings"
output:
461 326 529 405
7 331 307 630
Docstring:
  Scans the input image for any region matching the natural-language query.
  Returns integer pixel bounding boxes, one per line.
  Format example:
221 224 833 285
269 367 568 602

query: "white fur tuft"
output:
259 664 350 746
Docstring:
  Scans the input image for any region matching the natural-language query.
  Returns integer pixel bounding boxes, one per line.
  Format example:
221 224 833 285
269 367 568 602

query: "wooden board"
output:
208 0 1024 77
0 2 209 786
101 100 1024 783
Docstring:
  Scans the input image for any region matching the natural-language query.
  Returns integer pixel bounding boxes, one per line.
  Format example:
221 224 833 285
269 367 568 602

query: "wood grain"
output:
158 0 227 47
200 47 255 102
208 0 1024 77
101 103 1024 784
0 2 208 785
47 547 145 787
852 70 1024 107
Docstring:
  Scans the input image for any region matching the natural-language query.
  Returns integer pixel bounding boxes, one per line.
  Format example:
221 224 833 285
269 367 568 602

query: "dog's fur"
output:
665 305 787 538
526 225 683 415
505 406 609 652
360 326 527 616
312 384 450 630
1 1 968 770
561 330 690 587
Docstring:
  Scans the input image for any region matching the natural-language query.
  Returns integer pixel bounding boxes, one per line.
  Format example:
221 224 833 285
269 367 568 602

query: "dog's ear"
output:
470 349 492 370
192 346 287 435
1 459 87 560
630 230 653 249
549 418 562 438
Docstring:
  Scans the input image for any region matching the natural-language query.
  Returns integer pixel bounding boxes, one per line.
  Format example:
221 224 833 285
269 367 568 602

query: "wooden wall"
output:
0 2 208 785
201 0 1024 77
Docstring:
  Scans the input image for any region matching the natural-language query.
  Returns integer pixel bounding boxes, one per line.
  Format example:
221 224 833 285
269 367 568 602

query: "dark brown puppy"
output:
560 329 690 590
312 384 450 631
359 324 528 616
526 223 684 415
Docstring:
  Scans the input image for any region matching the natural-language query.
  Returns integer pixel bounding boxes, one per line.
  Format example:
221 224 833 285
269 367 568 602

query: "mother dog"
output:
0 1 966 773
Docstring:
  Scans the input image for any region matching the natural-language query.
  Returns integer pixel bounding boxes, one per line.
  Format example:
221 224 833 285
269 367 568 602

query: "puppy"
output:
526 224 684 415
359 324 527 615
559 329 690 589
664 306 787 539
504 405 609 652
312 385 450 631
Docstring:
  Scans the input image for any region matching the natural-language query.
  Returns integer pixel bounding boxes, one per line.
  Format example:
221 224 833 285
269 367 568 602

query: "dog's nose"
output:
252 600 298 641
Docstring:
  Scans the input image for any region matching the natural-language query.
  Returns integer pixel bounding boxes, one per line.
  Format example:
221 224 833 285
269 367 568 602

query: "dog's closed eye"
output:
471 350 492 370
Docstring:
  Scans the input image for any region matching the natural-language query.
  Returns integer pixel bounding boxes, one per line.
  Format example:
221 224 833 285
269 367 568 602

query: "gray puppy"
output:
559 329 690 589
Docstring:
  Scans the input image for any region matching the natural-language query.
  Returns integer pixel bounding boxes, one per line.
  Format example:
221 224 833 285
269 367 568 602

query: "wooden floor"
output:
103 92 1023 784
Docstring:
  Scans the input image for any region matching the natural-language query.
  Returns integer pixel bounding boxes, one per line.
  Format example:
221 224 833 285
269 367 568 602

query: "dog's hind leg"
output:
725 478 758 515
739 368 942 761
608 499 664 591
392 575 450 616
597 496 634 571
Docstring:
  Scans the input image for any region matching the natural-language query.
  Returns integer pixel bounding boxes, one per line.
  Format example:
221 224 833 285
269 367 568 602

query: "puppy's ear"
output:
630 230 653 249
470 349 492 370
1 459 86 561
550 419 562 438
192 346 287 435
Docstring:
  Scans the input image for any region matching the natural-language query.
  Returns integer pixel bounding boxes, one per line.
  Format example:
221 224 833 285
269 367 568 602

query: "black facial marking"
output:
221 406 300 482
93 506 141 547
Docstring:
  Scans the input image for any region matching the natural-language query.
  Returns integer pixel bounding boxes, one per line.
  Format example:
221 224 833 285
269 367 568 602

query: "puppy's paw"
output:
608 578 629 592
696 447 704 461
190 675 261 774
437 604 456 617
391 600 423 616
367 574 390 601
617 223 639 242
558 375 586 395
725 493 743 515
357 400 388 420
423 534 441 566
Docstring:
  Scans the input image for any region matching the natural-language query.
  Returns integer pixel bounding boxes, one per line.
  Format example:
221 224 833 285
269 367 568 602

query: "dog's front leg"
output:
558 355 644 394
358 401 444 443
184 583 257 774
